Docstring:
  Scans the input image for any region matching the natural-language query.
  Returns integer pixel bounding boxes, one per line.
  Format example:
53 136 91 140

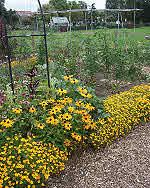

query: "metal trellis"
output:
5 0 50 95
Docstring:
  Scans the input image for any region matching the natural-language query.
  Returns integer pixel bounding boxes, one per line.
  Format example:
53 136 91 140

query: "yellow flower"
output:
81 93 92 98
63 113 72 120
75 135 82 142
68 106 75 113
84 103 95 111
77 87 87 94
40 101 48 107
1 119 14 128
75 100 84 107
12 108 22 114
29 106 36 113
57 88 67 96
70 79 79 84
82 115 91 123
36 123 45 129
46 116 54 124
47 98 55 103
64 75 73 81
64 122 72 130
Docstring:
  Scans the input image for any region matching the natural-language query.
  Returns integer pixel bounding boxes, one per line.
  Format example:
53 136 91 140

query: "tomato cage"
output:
0 0 50 95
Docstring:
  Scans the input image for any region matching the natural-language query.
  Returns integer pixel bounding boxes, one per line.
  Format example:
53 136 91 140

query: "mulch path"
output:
47 121 150 188
47 73 150 188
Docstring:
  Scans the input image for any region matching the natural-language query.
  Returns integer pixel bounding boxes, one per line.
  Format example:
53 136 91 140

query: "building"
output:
16 11 33 17
50 17 69 32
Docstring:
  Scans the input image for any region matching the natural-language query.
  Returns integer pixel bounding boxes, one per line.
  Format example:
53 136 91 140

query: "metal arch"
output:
5 0 50 95
37 0 50 88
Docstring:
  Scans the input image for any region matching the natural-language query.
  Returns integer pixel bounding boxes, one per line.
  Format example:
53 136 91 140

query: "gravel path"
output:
47 121 150 188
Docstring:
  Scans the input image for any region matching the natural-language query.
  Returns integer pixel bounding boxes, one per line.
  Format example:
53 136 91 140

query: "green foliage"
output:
0 0 19 25
37 37 46 65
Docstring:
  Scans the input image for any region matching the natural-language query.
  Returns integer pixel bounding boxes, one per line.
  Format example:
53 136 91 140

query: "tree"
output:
0 0 19 25
48 0 69 10
136 0 150 22
41 0 88 23
78 1 88 9
6 9 19 25
0 0 7 22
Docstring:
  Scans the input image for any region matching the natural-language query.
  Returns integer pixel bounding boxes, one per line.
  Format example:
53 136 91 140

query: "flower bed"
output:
0 75 104 187
90 84 150 148
0 74 150 187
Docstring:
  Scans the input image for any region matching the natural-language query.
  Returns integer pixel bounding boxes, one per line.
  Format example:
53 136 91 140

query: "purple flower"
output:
24 101 30 104
0 97 5 102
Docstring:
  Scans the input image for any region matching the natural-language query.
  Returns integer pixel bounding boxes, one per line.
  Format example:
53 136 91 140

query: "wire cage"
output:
0 0 50 95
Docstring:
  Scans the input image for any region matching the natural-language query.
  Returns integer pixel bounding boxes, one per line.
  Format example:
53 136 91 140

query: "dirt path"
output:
94 71 150 98
47 121 150 188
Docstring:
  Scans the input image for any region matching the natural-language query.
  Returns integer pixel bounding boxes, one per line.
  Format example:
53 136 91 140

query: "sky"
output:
5 0 106 11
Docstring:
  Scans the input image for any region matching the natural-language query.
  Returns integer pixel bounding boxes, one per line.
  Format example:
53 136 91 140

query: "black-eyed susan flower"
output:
75 100 84 107
46 116 54 124
82 114 91 123
64 75 73 81
71 132 77 139
47 98 55 103
36 123 45 129
29 106 36 113
81 93 92 98
57 88 67 96
68 106 75 113
77 87 87 94
64 122 72 130
84 103 95 111
70 79 79 84
63 113 72 120
12 108 22 114
49 108 57 115
75 135 82 142
40 101 48 108
53 118 59 126
1 119 14 128
64 97 72 104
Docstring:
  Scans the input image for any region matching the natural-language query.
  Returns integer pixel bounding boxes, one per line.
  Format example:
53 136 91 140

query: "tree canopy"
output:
41 0 89 22
0 0 19 25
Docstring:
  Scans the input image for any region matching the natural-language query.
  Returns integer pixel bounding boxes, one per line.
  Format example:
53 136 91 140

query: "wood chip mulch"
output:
47 121 150 188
